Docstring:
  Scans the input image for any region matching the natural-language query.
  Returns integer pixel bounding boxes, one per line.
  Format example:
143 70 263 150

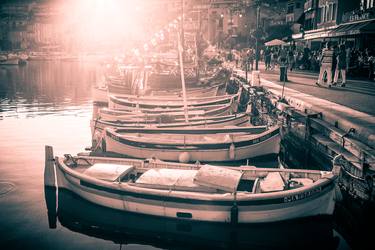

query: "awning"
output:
303 29 332 40
329 19 375 37
264 39 286 46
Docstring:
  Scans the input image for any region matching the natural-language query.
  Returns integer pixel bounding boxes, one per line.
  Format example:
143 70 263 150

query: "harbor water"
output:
0 61 354 249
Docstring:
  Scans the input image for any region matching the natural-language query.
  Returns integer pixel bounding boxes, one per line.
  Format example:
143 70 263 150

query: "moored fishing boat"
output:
0 54 19 65
45 145 340 224
98 101 236 121
52 187 338 249
93 82 226 105
92 85 108 104
102 125 280 162
108 92 240 110
90 112 250 138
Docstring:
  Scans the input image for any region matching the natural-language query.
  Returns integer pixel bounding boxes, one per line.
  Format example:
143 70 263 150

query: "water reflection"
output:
0 61 102 118
49 188 340 250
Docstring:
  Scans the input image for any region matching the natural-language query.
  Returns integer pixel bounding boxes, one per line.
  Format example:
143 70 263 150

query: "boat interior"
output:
63 155 325 195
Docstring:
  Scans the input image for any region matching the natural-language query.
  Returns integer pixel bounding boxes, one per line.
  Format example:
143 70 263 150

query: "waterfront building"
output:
0 1 33 50
291 0 368 49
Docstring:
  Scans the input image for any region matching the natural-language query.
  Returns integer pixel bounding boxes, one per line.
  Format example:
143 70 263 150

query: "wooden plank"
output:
310 118 375 167
311 134 362 170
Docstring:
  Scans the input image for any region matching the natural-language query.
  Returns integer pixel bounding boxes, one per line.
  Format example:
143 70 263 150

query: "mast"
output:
177 31 189 123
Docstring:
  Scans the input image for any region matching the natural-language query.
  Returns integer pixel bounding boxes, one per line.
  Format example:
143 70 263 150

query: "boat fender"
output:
229 143 235 160
179 152 190 163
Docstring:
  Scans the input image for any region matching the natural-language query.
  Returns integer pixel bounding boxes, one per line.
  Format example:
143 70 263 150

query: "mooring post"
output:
44 145 55 188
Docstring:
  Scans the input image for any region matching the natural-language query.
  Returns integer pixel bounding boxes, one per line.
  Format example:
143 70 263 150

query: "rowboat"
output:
99 100 237 121
147 83 223 97
108 93 240 110
103 126 281 162
0 54 19 65
45 145 340 224
90 113 250 138
147 70 197 89
92 85 108 104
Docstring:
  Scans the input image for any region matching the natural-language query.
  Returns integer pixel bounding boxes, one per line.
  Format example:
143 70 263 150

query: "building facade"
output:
292 0 370 50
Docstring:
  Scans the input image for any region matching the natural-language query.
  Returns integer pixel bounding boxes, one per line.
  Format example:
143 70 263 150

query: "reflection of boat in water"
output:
0 54 19 65
45 188 339 249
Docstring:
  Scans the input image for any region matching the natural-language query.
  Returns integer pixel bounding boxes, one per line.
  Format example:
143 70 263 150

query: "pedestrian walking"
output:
264 47 271 70
247 50 254 71
333 44 347 87
288 48 295 71
368 52 374 81
271 49 278 70
331 45 338 84
316 41 334 87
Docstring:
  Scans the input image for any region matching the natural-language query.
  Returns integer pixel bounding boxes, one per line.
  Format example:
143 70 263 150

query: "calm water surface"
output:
0 61 351 250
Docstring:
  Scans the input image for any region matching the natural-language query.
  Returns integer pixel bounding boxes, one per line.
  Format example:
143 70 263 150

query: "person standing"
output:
333 44 347 87
288 48 295 71
264 47 271 70
279 46 288 82
316 41 334 87
331 45 338 84
248 49 254 71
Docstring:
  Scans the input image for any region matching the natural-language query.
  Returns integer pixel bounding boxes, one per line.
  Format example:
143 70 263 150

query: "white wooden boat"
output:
0 54 19 65
90 113 250 137
92 83 225 105
108 93 240 110
103 126 281 162
92 85 108 104
147 83 222 97
45 145 340 224
98 102 235 121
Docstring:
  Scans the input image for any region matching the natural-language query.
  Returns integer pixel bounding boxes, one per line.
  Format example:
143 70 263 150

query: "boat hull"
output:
54 159 336 224
98 102 234 121
91 113 250 133
108 93 239 110
104 127 281 162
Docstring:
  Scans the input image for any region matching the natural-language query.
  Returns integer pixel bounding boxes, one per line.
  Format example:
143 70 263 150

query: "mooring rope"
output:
0 181 15 196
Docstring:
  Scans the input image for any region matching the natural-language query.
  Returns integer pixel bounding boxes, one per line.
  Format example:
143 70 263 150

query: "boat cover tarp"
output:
193 165 243 193
83 163 134 182
259 172 285 193
136 169 197 187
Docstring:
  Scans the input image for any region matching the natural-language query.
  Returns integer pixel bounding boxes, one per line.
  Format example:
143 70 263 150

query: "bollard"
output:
251 70 260 86
280 65 288 82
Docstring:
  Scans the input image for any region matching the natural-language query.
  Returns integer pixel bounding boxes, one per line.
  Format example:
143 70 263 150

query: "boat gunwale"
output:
55 156 336 205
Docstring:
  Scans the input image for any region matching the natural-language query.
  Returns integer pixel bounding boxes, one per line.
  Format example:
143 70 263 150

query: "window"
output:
287 4 294 14
320 6 325 23
329 3 333 21
332 3 336 21
296 3 301 8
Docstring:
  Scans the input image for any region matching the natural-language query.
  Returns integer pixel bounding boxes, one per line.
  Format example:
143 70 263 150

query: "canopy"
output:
264 39 286 47
328 20 375 37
